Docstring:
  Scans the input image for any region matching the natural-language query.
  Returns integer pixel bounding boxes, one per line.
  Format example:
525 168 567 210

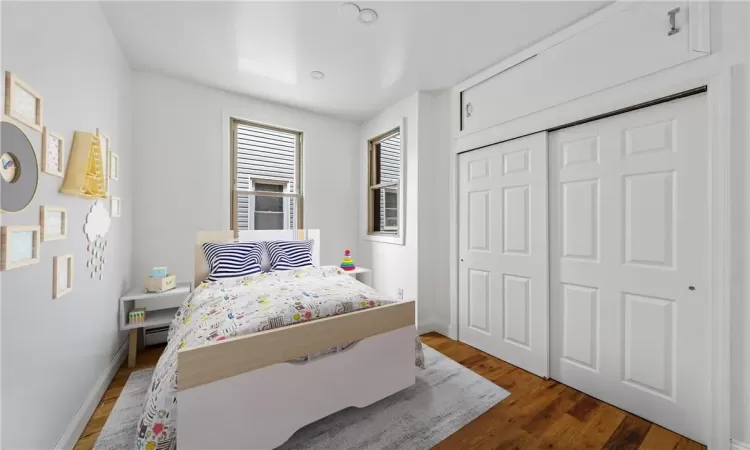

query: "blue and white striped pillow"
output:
266 240 314 271
202 241 263 281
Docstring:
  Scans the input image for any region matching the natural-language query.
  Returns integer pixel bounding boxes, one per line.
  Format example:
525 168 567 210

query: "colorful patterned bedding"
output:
135 266 424 450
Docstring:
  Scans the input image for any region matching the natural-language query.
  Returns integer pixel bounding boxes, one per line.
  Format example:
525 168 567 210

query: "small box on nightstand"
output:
145 274 176 293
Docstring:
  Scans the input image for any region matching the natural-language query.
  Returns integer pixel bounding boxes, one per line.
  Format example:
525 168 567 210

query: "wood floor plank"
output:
567 395 599 422
674 437 706 450
602 414 652 449
73 434 98 450
74 334 705 450
523 387 584 435
639 425 682 450
536 412 588 449
564 402 626 450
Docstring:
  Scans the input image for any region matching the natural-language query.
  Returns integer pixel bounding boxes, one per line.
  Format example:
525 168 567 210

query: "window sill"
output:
365 233 405 246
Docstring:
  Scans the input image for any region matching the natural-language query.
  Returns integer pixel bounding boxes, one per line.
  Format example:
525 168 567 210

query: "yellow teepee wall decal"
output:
60 131 108 199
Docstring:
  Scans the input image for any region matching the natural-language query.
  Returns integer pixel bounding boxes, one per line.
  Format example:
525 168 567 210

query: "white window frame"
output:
365 117 406 245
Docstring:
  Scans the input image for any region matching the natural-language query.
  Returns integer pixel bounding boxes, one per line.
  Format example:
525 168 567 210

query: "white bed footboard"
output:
177 326 417 449
176 300 417 449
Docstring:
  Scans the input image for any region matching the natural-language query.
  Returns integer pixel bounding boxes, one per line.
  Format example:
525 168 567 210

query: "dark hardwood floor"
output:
74 334 704 450
423 333 704 450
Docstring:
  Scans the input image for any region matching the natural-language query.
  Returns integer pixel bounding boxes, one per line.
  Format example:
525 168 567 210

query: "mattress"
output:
135 265 424 450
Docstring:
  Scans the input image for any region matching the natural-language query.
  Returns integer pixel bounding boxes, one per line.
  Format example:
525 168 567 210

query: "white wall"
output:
357 90 452 328
131 72 360 282
358 93 420 305
736 2 750 443
416 91 452 330
442 1 750 445
0 2 133 448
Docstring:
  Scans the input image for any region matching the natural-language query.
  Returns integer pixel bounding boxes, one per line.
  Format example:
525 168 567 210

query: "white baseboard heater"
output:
145 325 169 346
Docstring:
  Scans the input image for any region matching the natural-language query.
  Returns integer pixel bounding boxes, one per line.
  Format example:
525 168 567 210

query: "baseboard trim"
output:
54 338 129 450
417 321 451 338
732 440 750 450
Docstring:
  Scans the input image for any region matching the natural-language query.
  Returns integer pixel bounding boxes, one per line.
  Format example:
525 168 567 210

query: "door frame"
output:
448 67 738 449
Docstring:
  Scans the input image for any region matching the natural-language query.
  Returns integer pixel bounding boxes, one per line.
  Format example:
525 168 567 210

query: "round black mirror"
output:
1 121 39 213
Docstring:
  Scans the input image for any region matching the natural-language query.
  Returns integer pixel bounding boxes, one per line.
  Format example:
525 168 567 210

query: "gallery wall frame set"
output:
4 71 43 132
2 71 121 294
0 225 40 270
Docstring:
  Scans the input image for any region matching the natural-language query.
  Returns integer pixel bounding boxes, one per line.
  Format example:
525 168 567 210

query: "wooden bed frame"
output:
176 230 417 449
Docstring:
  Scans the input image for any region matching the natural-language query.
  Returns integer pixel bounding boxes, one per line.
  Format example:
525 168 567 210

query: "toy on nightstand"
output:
129 308 146 324
340 249 356 271
145 266 176 293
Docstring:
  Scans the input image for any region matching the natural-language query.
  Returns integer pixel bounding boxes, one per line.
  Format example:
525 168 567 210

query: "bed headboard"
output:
194 229 321 287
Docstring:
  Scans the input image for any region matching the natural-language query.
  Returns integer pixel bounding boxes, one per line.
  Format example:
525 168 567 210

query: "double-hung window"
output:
231 119 302 231
367 128 401 237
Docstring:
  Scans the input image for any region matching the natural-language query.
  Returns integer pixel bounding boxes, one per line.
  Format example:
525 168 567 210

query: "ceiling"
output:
101 1 607 122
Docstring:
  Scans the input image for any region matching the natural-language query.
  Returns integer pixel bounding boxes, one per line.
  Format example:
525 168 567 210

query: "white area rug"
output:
94 345 510 449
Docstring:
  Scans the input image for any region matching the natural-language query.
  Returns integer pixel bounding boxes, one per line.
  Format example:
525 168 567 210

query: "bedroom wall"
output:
416 91 451 331
131 72 360 283
0 2 133 449
358 93 420 306
738 2 750 442
357 90 451 327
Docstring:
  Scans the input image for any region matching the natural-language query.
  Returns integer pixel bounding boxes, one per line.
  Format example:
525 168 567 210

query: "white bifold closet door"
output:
458 132 549 378
549 94 709 444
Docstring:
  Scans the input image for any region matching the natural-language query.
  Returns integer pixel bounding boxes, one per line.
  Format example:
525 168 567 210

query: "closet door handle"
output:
465 102 473 118
667 7 680 36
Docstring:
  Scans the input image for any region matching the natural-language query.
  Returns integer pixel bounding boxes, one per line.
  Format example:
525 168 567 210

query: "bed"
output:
135 229 422 450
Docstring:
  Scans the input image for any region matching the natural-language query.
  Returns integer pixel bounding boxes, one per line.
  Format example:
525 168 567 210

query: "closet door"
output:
549 94 709 443
458 132 548 378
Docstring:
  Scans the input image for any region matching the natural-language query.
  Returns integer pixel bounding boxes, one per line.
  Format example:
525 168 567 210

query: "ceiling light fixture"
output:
310 71 325 80
358 8 378 24
339 2 360 20
339 3 378 25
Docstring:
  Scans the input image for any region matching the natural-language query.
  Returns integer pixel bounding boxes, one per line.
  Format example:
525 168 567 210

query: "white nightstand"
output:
119 282 191 367
345 267 372 287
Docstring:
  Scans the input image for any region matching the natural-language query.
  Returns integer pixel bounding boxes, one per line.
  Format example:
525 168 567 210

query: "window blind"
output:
379 133 400 230
235 123 298 230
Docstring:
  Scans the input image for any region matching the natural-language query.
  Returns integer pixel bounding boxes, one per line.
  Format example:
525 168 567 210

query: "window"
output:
368 128 401 237
231 119 302 231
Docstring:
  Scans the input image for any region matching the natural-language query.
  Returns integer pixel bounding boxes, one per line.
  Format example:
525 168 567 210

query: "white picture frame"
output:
4 71 43 132
109 151 119 180
110 196 121 218
53 253 74 299
40 205 68 241
41 127 65 177
0 225 40 270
